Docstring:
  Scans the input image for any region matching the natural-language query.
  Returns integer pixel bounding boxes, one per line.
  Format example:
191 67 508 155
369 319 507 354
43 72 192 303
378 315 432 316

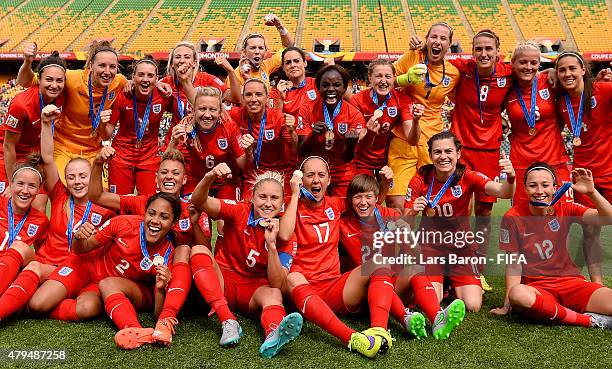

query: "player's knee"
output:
76 297 102 320
462 295 482 312
173 244 191 262
11 241 35 265
191 244 213 258
508 284 532 309
285 272 308 291
98 277 123 298
23 260 43 276
261 287 284 305
28 293 53 314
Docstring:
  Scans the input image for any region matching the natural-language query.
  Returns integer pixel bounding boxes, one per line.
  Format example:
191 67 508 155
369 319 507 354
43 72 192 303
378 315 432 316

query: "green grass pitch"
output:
0 200 610 369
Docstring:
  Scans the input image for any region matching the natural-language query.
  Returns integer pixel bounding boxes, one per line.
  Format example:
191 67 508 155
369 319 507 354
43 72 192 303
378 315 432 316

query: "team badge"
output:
591 96 597 108
108 91 116 101
58 266 73 276
5 115 18 128
140 257 153 271
442 76 451 87
91 212 102 226
451 185 462 197
338 123 348 134
497 78 507 87
0 182 5 193
179 218 190 231
405 188 412 202
264 129 275 140
109 185 116 193
218 138 228 149
539 89 550 100
499 229 509 244
387 106 397 117
389 179 394 189
27 224 39 237
307 89 317 100
153 104 162 114
548 219 560 232
325 207 335 220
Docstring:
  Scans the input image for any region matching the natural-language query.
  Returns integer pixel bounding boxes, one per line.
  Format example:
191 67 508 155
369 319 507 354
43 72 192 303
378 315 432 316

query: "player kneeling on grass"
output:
190 163 303 358
491 163 612 329
339 173 465 340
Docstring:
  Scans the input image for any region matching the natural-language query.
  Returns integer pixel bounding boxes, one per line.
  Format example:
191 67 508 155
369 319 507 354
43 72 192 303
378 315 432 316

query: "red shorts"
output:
523 276 604 313
108 156 159 196
422 245 482 288
460 147 499 203
221 268 268 315
573 174 612 208
328 165 356 198
310 271 352 315
514 163 573 205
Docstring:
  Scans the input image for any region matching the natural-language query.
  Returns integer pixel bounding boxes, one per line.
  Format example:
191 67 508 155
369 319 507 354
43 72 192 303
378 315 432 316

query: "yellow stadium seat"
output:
408 0 471 53
560 0 612 52
190 0 252 52
250 0 300 53
301 0 354 51
459 0 517 54
0 0 65 52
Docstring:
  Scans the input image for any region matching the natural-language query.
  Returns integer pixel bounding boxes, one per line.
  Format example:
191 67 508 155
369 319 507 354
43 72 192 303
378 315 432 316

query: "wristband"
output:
278 27 288 36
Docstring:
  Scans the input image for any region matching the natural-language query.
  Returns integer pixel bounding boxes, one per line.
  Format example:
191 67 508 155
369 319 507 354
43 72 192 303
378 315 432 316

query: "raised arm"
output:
16 43 37 87
575 168 612 225
264 218 290 288
266 14 295 48
89 146 121 211
39 105 62 192
402 104 423 146
484 153 515 199
278 171 301 241
190 163 231 219
216 57 241 104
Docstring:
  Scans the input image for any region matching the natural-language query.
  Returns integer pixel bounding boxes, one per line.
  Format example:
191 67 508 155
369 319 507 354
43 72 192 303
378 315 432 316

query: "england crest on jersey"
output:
264 129 275 140
91 212 102 226
218 138 228 150
0 182 5 193
325 207 335 220
591 96 597 108
451 185 462 197
338 123 348 134
108 91 116 101
548 218 560 232
179 218 190 231
109 185 116 193
307 89 317 100
58 266 73 276
27 224 39 237
539 89 550 100
405 188 412 202
387 106 397 117
497 77 507 87
442 76 451 87
153 104 162 114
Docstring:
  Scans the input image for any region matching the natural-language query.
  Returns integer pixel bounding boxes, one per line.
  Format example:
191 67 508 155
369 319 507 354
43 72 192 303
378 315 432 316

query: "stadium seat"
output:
508 0 565 41
0 0 65 52
560 0 612 52
407 0 472 53
190 0 252 52
301 0 354 52
0 0 23 19
250 0 300 53
459 0 517 54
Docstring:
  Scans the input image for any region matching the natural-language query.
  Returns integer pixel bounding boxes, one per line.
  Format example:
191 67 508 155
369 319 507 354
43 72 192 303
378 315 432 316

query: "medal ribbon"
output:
247 206 265 228
424 56 446 99
88 73 109 133
299 186 317 201
67 196 92 252
7 201 29 247
529 182 572 208
323 100 342 131
426 172 456 211
474 65 496 124
288 79 306 91
133 92 153 144
514 77 538 131
564 92 584 139
371 89 391 111
247 110 267 168
174 77 186 120
140 221 173 266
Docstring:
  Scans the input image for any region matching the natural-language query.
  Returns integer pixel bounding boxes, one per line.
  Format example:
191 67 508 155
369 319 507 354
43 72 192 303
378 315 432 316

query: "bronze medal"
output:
373 109 383 120
529 127 536 136
572 137 581 146
546 206 555 215
325 129 334 150
425 207 436 216
136 140 142 148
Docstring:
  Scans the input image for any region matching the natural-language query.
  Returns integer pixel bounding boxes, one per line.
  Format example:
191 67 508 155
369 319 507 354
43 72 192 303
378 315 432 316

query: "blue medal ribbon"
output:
564 92 584 139
174 77 186 120
288 79 306 91
323 100 342 131
424 56 446 99
474 65 496 124
426 172 456 211
514 77 538 131
139 221 173 270
133 92 153 144
88 73 109 133
39 92 55 136
67 197 92 252
247 206 265 228
371 89 391 111
7 201 29 247
299 186 317 201
373 207 386 232
247 110 267 168
529 182 572 208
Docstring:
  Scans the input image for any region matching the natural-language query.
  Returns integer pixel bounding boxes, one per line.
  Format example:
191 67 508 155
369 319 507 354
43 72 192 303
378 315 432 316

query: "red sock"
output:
291 284 354 344
49 299 79 321
0 248 23 295
410 275 441 322
527 293 591 327
0 269 39 319
191 253 235 322
260 305 286 337
368 275 394 329
158 262 191 320
389 293 406 323
104 293 141 329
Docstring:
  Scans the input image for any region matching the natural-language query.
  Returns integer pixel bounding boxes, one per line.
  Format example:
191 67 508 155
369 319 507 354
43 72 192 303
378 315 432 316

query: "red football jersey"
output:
213 200 297 279
450 59 513 149
119 194 207 245
269 77 319 118
0 197 49 252
36 181 115 266
228 106 294 178
349 88 413 171
506 73 568 169
292 196 345 282
89 215 174 283
0 86 65 167
558 82 612 177
110 90 172 166
296 98 365 174
499 201 588 282
339 205 400 270
174 118 245 194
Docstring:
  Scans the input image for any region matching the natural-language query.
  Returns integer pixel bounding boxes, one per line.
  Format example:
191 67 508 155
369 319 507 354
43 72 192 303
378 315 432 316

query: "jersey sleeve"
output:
50 178 67 199
499 214 520 253
119 195 147 215
404 174 424 209
226 119 246 157
393 50 419 76
5 97 28 133
348 105 365 132
339 218 363 267
216 199 245 222
207 73 228 93
396 90 414 122
566 202 589 217
263 51 283 76
348 93 365 114
448 58 470 73
110 93 125 125
93 217 120 248
465 170 491 194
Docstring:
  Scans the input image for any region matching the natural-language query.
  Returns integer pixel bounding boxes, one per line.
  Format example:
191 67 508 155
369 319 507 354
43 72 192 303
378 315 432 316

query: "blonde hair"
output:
511 41 540 62
167 41 200 82
190 86 224 153
242 78 269 95
253 171 285 194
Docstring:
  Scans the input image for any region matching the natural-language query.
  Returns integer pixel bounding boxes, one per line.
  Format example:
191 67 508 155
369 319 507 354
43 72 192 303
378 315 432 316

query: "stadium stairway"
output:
300 0 354 52
500 0 525 44
0 0 28 22
189 0 252 53
407 0 472 52
67 0 119 52
244 0 301 53
120 0 164 54
236 0 261 53
183 0 213 43
457 0 518 54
